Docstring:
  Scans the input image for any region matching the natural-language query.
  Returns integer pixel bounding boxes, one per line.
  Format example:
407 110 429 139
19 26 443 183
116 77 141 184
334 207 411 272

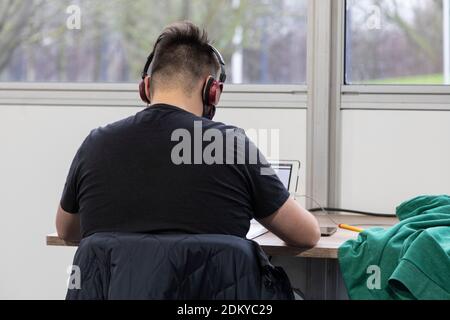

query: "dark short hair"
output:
150 21 220 96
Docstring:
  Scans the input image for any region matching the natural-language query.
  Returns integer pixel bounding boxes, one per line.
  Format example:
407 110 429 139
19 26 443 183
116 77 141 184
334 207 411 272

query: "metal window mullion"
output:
306 0 333 208
328 0 346 208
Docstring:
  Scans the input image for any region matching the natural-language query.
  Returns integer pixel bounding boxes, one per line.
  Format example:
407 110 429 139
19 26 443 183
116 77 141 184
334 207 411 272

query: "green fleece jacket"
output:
338 195 450 300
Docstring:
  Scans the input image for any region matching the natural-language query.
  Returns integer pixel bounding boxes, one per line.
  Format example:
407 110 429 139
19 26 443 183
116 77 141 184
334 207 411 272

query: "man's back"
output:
61 104 290 238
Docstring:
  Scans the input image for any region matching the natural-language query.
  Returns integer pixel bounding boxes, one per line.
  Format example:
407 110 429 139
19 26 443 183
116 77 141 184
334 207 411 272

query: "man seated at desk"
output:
55 21 320 249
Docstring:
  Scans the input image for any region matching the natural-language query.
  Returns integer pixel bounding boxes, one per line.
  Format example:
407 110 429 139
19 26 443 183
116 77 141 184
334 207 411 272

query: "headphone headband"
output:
141 52 154 80
141 34 164 79
210 45 226 83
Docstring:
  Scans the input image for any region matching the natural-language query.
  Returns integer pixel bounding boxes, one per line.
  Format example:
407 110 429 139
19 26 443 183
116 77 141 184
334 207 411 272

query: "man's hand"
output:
258 197 320 248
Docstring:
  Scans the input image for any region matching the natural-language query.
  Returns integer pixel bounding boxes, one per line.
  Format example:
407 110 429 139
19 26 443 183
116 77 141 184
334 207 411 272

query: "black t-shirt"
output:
61 104 290 238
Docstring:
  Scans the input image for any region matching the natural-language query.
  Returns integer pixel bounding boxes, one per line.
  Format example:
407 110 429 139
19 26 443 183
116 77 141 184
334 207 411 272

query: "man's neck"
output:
150 91 202 117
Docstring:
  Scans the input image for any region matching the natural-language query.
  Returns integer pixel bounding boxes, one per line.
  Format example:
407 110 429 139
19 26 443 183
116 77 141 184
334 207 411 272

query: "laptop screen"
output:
271 163 293 190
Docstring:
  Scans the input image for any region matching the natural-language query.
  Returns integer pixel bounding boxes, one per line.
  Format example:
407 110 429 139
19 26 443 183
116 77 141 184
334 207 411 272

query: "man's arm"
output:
258 197 320 248
56 205 81 242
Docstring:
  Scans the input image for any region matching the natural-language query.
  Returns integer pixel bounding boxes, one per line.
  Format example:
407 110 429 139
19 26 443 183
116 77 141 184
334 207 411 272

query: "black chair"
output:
66 232 294 300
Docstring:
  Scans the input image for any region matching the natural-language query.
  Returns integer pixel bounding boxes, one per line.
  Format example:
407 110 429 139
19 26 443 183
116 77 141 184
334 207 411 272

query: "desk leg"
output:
271 257 348 300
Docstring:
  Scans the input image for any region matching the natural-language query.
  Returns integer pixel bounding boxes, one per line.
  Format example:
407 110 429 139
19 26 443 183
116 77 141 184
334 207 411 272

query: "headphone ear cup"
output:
202 77 223 120
211 82 223 106
139 76 151 104
203 77 223 106
202 76 215 106
139 81 148 104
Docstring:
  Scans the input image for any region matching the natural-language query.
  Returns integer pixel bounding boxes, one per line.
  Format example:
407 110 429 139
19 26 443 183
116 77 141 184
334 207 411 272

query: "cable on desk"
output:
294 194 397 217
309 207 396 217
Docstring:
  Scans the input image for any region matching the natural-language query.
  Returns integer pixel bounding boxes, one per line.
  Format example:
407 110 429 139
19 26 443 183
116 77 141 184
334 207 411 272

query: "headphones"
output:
139 36 226 120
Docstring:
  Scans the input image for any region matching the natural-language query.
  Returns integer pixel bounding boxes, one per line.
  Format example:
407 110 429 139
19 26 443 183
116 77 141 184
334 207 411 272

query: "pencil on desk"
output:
339 224 364 233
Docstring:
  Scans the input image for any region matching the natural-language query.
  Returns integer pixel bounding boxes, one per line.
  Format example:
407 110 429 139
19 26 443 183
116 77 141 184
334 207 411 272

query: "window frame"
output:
0 82 308 109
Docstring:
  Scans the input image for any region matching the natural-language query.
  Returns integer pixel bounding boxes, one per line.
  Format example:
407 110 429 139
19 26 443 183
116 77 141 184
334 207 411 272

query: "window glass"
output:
346 0 450 85
0 0 308 84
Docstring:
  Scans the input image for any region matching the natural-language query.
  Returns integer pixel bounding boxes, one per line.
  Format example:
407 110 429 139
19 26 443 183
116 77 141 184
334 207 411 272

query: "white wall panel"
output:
340 110 450 213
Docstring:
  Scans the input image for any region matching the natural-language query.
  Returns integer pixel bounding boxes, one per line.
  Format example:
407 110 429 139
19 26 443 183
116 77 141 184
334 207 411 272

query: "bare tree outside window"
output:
0 0 308 84
346 0 450 85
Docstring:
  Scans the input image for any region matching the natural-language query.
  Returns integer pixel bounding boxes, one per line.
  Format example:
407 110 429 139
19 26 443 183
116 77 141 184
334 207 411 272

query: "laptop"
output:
246 160 300 240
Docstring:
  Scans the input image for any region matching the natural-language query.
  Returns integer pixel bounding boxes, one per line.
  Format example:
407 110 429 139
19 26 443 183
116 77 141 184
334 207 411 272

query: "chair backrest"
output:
66 233 294 300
